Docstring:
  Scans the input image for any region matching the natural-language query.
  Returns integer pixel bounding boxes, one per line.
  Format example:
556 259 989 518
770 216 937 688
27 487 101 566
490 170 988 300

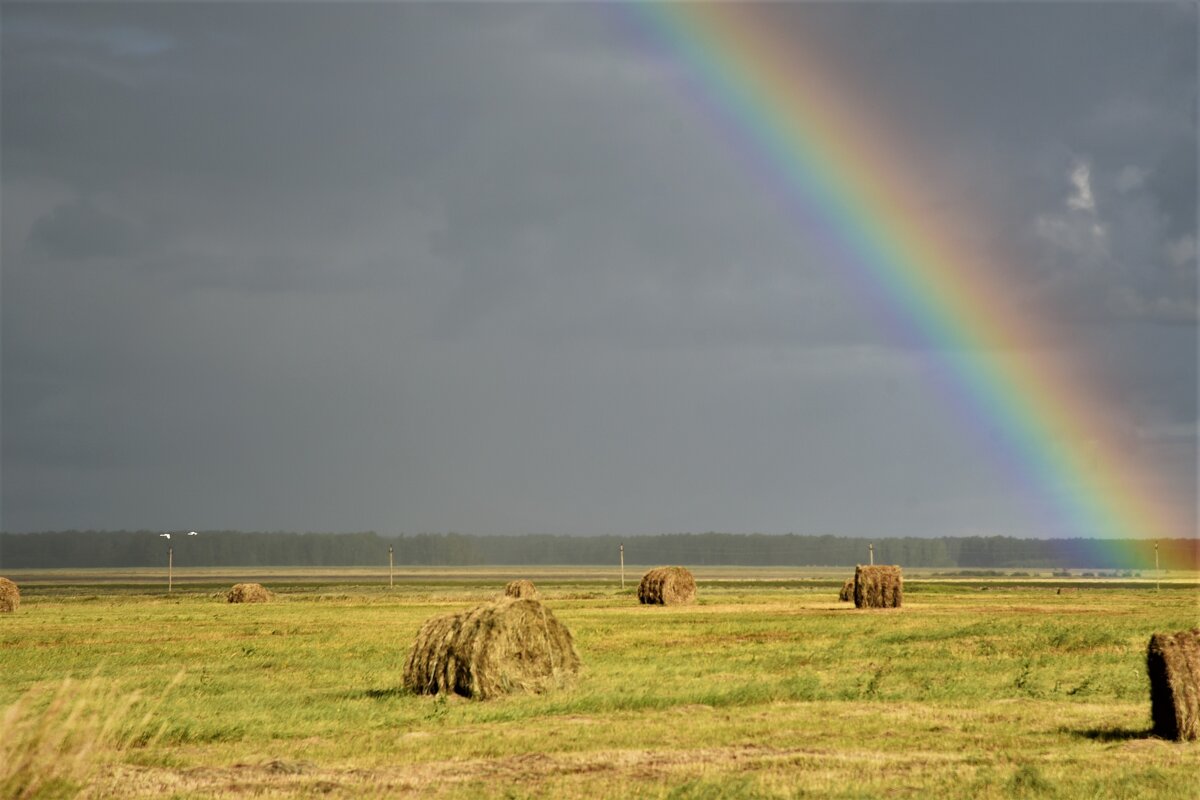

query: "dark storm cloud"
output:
2 3 1194 536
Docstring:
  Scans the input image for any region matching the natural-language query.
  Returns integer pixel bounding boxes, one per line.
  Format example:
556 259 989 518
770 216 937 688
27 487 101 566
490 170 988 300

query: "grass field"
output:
2 568 1198 799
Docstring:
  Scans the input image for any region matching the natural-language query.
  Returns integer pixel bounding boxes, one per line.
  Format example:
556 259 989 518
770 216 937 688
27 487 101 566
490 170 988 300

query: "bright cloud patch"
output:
1067 161 1096 212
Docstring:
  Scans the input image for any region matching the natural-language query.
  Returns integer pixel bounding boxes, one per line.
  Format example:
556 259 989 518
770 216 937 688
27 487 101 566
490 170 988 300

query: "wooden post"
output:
869 543 874 566
1155 541 1160 592
389 545 394 589
168 546 173 593
620 544 625 590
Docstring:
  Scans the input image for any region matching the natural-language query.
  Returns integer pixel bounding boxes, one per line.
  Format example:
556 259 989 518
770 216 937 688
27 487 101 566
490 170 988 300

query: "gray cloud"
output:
26 198 144 260
2 3 1194 536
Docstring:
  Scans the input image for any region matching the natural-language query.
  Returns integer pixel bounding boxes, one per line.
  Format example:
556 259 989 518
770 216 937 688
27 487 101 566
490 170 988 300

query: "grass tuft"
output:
0 671 181 799
1008 764 1055 797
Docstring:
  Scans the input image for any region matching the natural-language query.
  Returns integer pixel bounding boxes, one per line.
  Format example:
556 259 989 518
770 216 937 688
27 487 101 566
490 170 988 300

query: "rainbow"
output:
625 4 1195 553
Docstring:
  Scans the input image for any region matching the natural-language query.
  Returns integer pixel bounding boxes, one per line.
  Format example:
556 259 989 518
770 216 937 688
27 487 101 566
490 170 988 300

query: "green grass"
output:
2 572 1197 798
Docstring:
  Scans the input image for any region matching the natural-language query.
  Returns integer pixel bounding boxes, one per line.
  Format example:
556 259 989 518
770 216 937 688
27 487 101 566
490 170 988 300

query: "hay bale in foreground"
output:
227 583 272 603
403 598 581 700
503 579 539 600
1147 628 1200 741
638 566 696 606
838 578 854 602
853 565 903 609
0 577 19 613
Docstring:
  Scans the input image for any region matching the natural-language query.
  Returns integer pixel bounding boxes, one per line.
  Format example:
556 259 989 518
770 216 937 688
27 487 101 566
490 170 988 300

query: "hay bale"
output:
1147 628 1200 741
0 577 19 613
226 583 272 603
503 579 539 600
838 578 854 602
853 565 903 609
403 598 581 700
638 566 696 605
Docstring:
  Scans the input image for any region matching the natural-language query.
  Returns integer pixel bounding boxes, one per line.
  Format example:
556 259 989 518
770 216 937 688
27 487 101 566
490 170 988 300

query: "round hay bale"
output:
838 578 854 602
403 598 581 700
1147 628 1200 741
0 577 20 613
227 583 272 603
503 579 539 600
853 565 903 609
637 566 696 606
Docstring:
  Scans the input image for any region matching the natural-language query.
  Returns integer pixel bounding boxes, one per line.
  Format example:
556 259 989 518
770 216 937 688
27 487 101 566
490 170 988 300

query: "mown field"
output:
2 568 1198 799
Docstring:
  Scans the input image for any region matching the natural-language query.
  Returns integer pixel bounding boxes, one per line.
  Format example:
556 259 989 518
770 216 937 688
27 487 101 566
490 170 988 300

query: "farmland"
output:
3 568 1198 799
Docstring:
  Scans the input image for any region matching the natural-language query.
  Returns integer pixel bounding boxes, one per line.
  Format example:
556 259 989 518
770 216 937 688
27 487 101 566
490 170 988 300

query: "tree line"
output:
0 530 1194 570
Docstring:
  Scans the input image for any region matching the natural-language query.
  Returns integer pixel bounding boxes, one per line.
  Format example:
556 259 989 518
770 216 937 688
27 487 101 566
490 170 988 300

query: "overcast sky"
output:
2 3 1195 537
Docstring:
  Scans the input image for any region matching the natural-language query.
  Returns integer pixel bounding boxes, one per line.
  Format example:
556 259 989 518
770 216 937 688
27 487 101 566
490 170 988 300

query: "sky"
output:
2 2 1196 537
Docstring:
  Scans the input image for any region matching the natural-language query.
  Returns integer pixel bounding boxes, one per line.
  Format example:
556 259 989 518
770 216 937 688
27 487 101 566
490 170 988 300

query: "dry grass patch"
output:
1 674 179 800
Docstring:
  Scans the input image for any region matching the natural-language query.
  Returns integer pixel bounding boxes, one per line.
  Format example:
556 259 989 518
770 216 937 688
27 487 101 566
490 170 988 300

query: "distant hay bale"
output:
226 583 272 603
838 578 854 602
503 579 539 599
853 565 903 609
403 598 581 700
638 567 696 606
1147 628 1200 741
0 577 19 613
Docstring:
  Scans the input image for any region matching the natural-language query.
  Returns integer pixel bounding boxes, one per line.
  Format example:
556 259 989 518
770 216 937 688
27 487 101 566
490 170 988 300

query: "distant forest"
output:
0 531 1195 570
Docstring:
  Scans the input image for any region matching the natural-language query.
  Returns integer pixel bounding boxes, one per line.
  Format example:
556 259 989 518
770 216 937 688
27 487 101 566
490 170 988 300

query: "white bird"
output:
187 531 198 536
159 533 171 539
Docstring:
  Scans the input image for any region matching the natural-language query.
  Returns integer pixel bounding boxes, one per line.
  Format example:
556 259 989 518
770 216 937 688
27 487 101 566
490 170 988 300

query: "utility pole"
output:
1155 541 1160 592
389 545 395 589
168 546 173 593
620 544 625 590
869 543 874 566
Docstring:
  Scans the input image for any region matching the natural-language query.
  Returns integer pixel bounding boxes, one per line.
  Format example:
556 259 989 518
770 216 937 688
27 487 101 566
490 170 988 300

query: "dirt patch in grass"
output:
104 744 972 798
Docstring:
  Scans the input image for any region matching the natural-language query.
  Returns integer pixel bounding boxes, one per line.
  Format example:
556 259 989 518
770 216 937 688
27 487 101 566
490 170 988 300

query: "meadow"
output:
2 568 1197 799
